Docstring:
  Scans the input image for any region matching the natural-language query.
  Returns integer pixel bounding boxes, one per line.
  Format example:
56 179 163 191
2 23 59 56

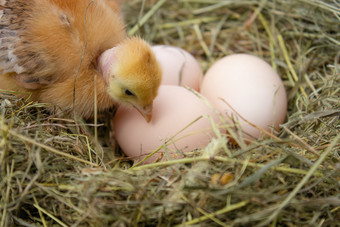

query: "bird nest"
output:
1 0 339 226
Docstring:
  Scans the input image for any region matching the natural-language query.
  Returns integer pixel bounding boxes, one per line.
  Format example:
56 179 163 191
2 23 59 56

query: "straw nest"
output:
1 0 339 226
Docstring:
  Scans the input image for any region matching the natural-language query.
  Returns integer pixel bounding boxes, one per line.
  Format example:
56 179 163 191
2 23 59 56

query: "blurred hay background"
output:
1 0 339 226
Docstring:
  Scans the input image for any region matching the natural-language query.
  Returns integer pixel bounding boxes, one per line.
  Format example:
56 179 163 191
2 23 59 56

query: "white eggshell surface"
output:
201 54 287 140
152 45 203 91
114 85 217 163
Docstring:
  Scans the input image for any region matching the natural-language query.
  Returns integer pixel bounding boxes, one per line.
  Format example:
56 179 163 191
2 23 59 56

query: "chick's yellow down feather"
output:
0 0 162 121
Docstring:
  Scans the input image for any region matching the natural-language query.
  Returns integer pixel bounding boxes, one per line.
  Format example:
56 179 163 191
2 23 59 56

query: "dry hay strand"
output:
1 0 340 226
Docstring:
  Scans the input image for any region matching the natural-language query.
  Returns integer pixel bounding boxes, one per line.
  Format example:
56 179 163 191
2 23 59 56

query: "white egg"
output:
152 45 203 91
201 54 287 141
113 85 218 163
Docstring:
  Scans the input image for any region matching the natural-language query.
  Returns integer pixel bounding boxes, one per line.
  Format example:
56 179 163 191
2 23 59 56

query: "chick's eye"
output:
124 88 134 96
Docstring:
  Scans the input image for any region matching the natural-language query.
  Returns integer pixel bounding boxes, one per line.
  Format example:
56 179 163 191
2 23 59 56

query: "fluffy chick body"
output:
0 0 161 119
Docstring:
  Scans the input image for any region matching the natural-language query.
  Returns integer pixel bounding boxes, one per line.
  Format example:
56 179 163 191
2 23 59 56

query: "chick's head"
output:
98 37 162 122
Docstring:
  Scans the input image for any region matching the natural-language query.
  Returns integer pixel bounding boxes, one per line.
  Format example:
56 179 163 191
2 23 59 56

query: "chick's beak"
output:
134 103 153 123
144 112 152 123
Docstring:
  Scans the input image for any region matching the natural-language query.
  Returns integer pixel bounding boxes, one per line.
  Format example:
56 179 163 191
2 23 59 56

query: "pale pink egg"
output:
113 85 218 163
152 45 203 91
201 54 287 141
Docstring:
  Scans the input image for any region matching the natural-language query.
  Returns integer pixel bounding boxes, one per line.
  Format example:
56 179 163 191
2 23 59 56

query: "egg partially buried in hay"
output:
152 45 203 91
201 54 287 141
113 85 218 163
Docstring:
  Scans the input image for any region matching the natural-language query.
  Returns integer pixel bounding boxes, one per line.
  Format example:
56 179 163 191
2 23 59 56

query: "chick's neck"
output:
97 47 117 85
